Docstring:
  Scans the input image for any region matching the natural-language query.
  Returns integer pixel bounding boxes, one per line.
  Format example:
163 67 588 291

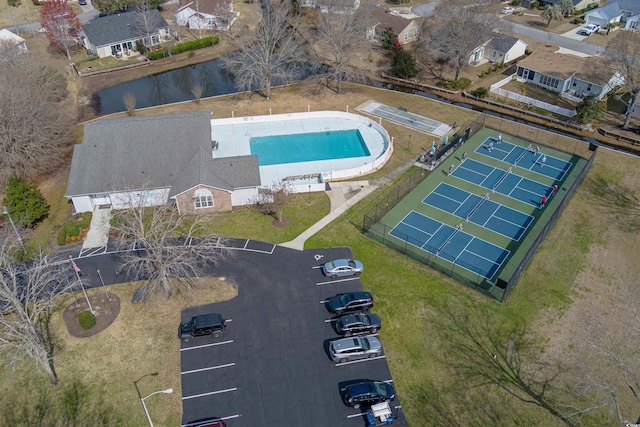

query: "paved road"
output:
508 21 604 56
2 3 99 34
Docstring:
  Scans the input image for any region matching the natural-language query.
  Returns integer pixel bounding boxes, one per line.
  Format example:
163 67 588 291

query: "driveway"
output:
508 21 604 56
179 245 407 427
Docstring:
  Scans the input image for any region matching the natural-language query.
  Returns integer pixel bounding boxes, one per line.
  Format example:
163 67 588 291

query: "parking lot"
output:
179 245 407 427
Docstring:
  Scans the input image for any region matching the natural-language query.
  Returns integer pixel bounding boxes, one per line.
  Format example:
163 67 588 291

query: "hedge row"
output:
436 78 472 90
57 212 92 246
148 36 219 60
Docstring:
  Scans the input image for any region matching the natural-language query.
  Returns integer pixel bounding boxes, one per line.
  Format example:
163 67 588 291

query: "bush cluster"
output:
437 78 472 90
148 37 220 60
57 212 92 246
78 311 96 330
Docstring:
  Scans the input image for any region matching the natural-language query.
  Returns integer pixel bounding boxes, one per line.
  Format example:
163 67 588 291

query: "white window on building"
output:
193 188 214 208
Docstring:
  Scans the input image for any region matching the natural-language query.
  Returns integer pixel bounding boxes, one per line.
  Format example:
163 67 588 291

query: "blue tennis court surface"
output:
452 159 551 207
475 137 572 180
423 183 534 240
389 211 510 279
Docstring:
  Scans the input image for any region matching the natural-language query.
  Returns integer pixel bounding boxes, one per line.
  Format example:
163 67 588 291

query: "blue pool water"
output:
250 130 370 166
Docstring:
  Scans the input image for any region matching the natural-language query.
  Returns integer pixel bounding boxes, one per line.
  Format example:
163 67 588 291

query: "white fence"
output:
490 74 576 118
213 110 394 183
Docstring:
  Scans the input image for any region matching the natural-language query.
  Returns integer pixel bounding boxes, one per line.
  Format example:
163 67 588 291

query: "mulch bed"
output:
62 292 121 338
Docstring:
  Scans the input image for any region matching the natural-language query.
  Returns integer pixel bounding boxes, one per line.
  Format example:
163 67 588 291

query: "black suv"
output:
342 380 395 409
327 292 373 316
179 313 226 343
336 313 382 336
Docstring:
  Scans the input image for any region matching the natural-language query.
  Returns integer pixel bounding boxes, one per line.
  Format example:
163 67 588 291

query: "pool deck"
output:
210 113 388 185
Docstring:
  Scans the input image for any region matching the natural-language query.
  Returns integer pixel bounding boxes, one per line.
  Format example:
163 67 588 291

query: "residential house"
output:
366 5 420 46
65 112 262 214
0 29 28 54
174 0 238 31
469 35 527 65
521 0 598 10
585 0 640 31
80 10 170 58
515 50 624 100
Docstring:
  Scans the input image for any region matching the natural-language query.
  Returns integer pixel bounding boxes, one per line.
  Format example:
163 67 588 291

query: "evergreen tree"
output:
574 94 603 125
2 177 50 227
390 48 417 79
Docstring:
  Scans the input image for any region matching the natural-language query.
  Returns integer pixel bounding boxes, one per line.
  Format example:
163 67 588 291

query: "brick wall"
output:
175 185 233 215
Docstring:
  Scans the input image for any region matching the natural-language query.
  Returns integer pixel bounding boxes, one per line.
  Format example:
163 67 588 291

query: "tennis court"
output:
356 100 451 137
476 137 572 180
389 211 509 279
452 159 552 207
423 183 534 241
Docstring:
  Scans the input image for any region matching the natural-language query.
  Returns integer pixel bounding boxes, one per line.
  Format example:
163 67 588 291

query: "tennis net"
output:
436 224 463 257
492 169 511 193
466 193 490 222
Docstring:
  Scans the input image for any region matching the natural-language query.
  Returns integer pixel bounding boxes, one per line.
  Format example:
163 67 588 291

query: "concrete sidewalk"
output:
280 182 378 250
83 207 112 249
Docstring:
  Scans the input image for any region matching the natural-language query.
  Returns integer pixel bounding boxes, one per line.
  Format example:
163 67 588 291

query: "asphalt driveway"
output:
179 245 407 427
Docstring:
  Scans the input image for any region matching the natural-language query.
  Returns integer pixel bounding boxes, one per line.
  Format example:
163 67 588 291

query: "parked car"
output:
342 380 395 409
327 292 373 315
580 24 600 35
178 313 226 343
336 313 382 336
322 259 364 278
501 6 515 14
330 336 383 363
79 0 87 5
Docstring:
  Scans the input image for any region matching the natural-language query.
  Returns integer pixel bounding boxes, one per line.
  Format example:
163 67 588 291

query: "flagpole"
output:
69 255 94 314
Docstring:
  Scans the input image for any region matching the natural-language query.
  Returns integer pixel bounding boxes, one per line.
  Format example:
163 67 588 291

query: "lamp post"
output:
134 372 172 427
2 206 25 252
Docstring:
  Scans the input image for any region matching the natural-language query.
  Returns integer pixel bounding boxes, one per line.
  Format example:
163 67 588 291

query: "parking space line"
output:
182 387 237 400
316 277 360 286
182 414 241 427
181 362 236 375
347 413 362 419
335 355 386 366
312 266 323 269
225 319 232 322
180 340 233 352
320 300 328 304
324 318 336 323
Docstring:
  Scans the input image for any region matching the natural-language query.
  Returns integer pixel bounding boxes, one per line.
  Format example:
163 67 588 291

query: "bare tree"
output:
39 0 81 61
0 54 73 188
7 0 21 35
314 1 372 93
0 230 75 385
132 0 165 50
191 83 204 103
110 188 234 300
255 181 293 224
427 0 498 80
605 31 640 130
163 0 182 42
224 3 307 100
558 0 574 17
429 299 574 426
122 92 137 115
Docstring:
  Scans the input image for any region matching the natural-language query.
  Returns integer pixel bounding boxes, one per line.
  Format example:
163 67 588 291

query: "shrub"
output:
78 311 96 330
480 71 485 77
65 219 80 237
530 1 539 8
148 37 219 60
512 0 521 5
474 86 489 99
57 228 66 246
79 212 92 229
436 78 471 90
486 66 492 74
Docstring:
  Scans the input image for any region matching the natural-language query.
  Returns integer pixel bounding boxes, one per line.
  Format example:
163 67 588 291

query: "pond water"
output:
92 58 326 115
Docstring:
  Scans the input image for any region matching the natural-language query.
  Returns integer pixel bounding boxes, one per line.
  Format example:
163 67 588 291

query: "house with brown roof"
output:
365 5 419 46
515 50 623 100
174 0 238 31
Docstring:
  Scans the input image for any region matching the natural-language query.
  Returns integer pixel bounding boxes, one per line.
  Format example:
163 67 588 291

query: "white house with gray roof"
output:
80 10 170 58
66 112 262 215
585 0 640 31
469 35 527 65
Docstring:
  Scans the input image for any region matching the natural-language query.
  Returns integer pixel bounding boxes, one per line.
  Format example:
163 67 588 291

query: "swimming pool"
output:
250 130 371 166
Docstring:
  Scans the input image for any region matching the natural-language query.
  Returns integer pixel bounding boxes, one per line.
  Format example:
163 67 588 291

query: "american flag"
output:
71 259 81 273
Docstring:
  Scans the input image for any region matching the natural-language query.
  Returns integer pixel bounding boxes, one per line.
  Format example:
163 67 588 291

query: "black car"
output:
178 313 226 343
342 380 395 409
336 313 382 336
327 292 373 315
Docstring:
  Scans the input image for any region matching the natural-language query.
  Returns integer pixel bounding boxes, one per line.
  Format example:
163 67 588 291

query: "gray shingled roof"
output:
81 10 168 47
587 1 623 20
66 111 261 198
488 35 523 54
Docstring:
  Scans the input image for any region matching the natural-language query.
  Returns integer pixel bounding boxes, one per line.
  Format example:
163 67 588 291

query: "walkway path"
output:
280 159 416 250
